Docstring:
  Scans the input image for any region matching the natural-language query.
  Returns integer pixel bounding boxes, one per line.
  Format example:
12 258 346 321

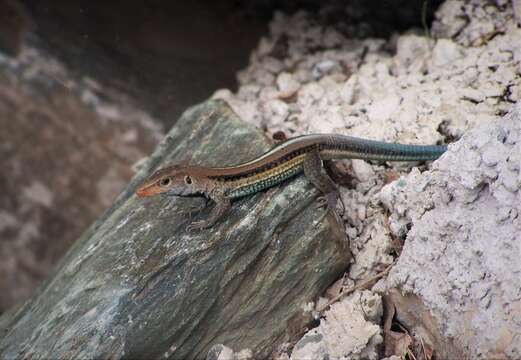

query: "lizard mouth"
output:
135 184 162 197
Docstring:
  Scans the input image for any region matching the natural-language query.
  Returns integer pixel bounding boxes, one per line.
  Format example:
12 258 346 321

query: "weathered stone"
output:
290 291 383 360
0 100 350 359
380 104 521 359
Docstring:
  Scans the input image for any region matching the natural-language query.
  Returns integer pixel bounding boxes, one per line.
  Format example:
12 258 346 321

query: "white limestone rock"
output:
290 291 383 360
380 104 521 359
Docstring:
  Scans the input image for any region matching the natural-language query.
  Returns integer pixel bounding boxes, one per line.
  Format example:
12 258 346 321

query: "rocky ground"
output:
212 0 521 358
1 0 520 358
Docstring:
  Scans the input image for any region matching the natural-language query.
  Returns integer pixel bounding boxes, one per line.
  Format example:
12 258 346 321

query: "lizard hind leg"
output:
303 149 343 226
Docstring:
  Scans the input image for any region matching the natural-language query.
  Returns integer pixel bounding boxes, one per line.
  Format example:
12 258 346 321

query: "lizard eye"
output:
159 177 171 187
184 176 192 185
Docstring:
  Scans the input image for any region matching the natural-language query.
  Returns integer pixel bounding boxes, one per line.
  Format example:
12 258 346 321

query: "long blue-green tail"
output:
327 134 447 161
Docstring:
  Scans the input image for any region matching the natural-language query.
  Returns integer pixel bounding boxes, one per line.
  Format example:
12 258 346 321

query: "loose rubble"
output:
213 0 520 358
291 291 383 360
206 345 254 360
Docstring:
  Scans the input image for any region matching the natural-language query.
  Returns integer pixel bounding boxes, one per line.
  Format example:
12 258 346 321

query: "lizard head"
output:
135 165 209 198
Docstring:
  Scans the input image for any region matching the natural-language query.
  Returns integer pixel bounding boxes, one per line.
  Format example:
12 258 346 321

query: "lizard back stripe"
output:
206 134 447 182
227 153 306 198
210 142 320 181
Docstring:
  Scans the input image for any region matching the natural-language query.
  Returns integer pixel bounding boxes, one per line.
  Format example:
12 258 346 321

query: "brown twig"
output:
323 261 396 311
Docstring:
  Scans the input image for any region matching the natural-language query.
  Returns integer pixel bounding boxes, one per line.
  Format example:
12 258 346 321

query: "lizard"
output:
135 133 447 230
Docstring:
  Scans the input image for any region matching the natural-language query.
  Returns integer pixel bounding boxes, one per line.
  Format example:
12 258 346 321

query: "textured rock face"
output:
216 1 520 143
0 100 350 359
2 0 520 358
380 103 521 359
0 45 162 312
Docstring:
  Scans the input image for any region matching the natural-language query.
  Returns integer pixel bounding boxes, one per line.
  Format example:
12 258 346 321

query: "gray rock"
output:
0 99 350 359
290 291 383 360
207 344 235 360
514 0 521 26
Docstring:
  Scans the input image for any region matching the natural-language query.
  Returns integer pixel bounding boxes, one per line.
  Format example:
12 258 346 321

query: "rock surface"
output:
206 344 254 360
214 0 521 288
0 0 268 313
216 2 520 142
380 103 521 359
290 291 383 360
0 100 350 359
212 0 521 358
2 0 520 358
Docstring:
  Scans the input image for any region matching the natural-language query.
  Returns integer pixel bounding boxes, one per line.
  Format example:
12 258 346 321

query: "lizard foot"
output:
315 192 343 226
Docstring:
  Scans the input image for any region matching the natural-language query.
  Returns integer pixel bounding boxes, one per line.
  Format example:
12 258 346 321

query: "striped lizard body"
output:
206 134 446 199
136 133 447 230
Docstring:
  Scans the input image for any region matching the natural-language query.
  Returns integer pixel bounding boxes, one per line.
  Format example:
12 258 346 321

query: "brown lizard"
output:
136 134 446 230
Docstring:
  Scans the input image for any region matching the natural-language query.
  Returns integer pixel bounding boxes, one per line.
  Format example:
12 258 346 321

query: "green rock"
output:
0 99 350 359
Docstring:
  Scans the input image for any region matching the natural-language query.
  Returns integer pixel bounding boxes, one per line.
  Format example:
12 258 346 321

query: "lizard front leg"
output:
180 197 210 217
186 189 231 231
303 149 343 225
